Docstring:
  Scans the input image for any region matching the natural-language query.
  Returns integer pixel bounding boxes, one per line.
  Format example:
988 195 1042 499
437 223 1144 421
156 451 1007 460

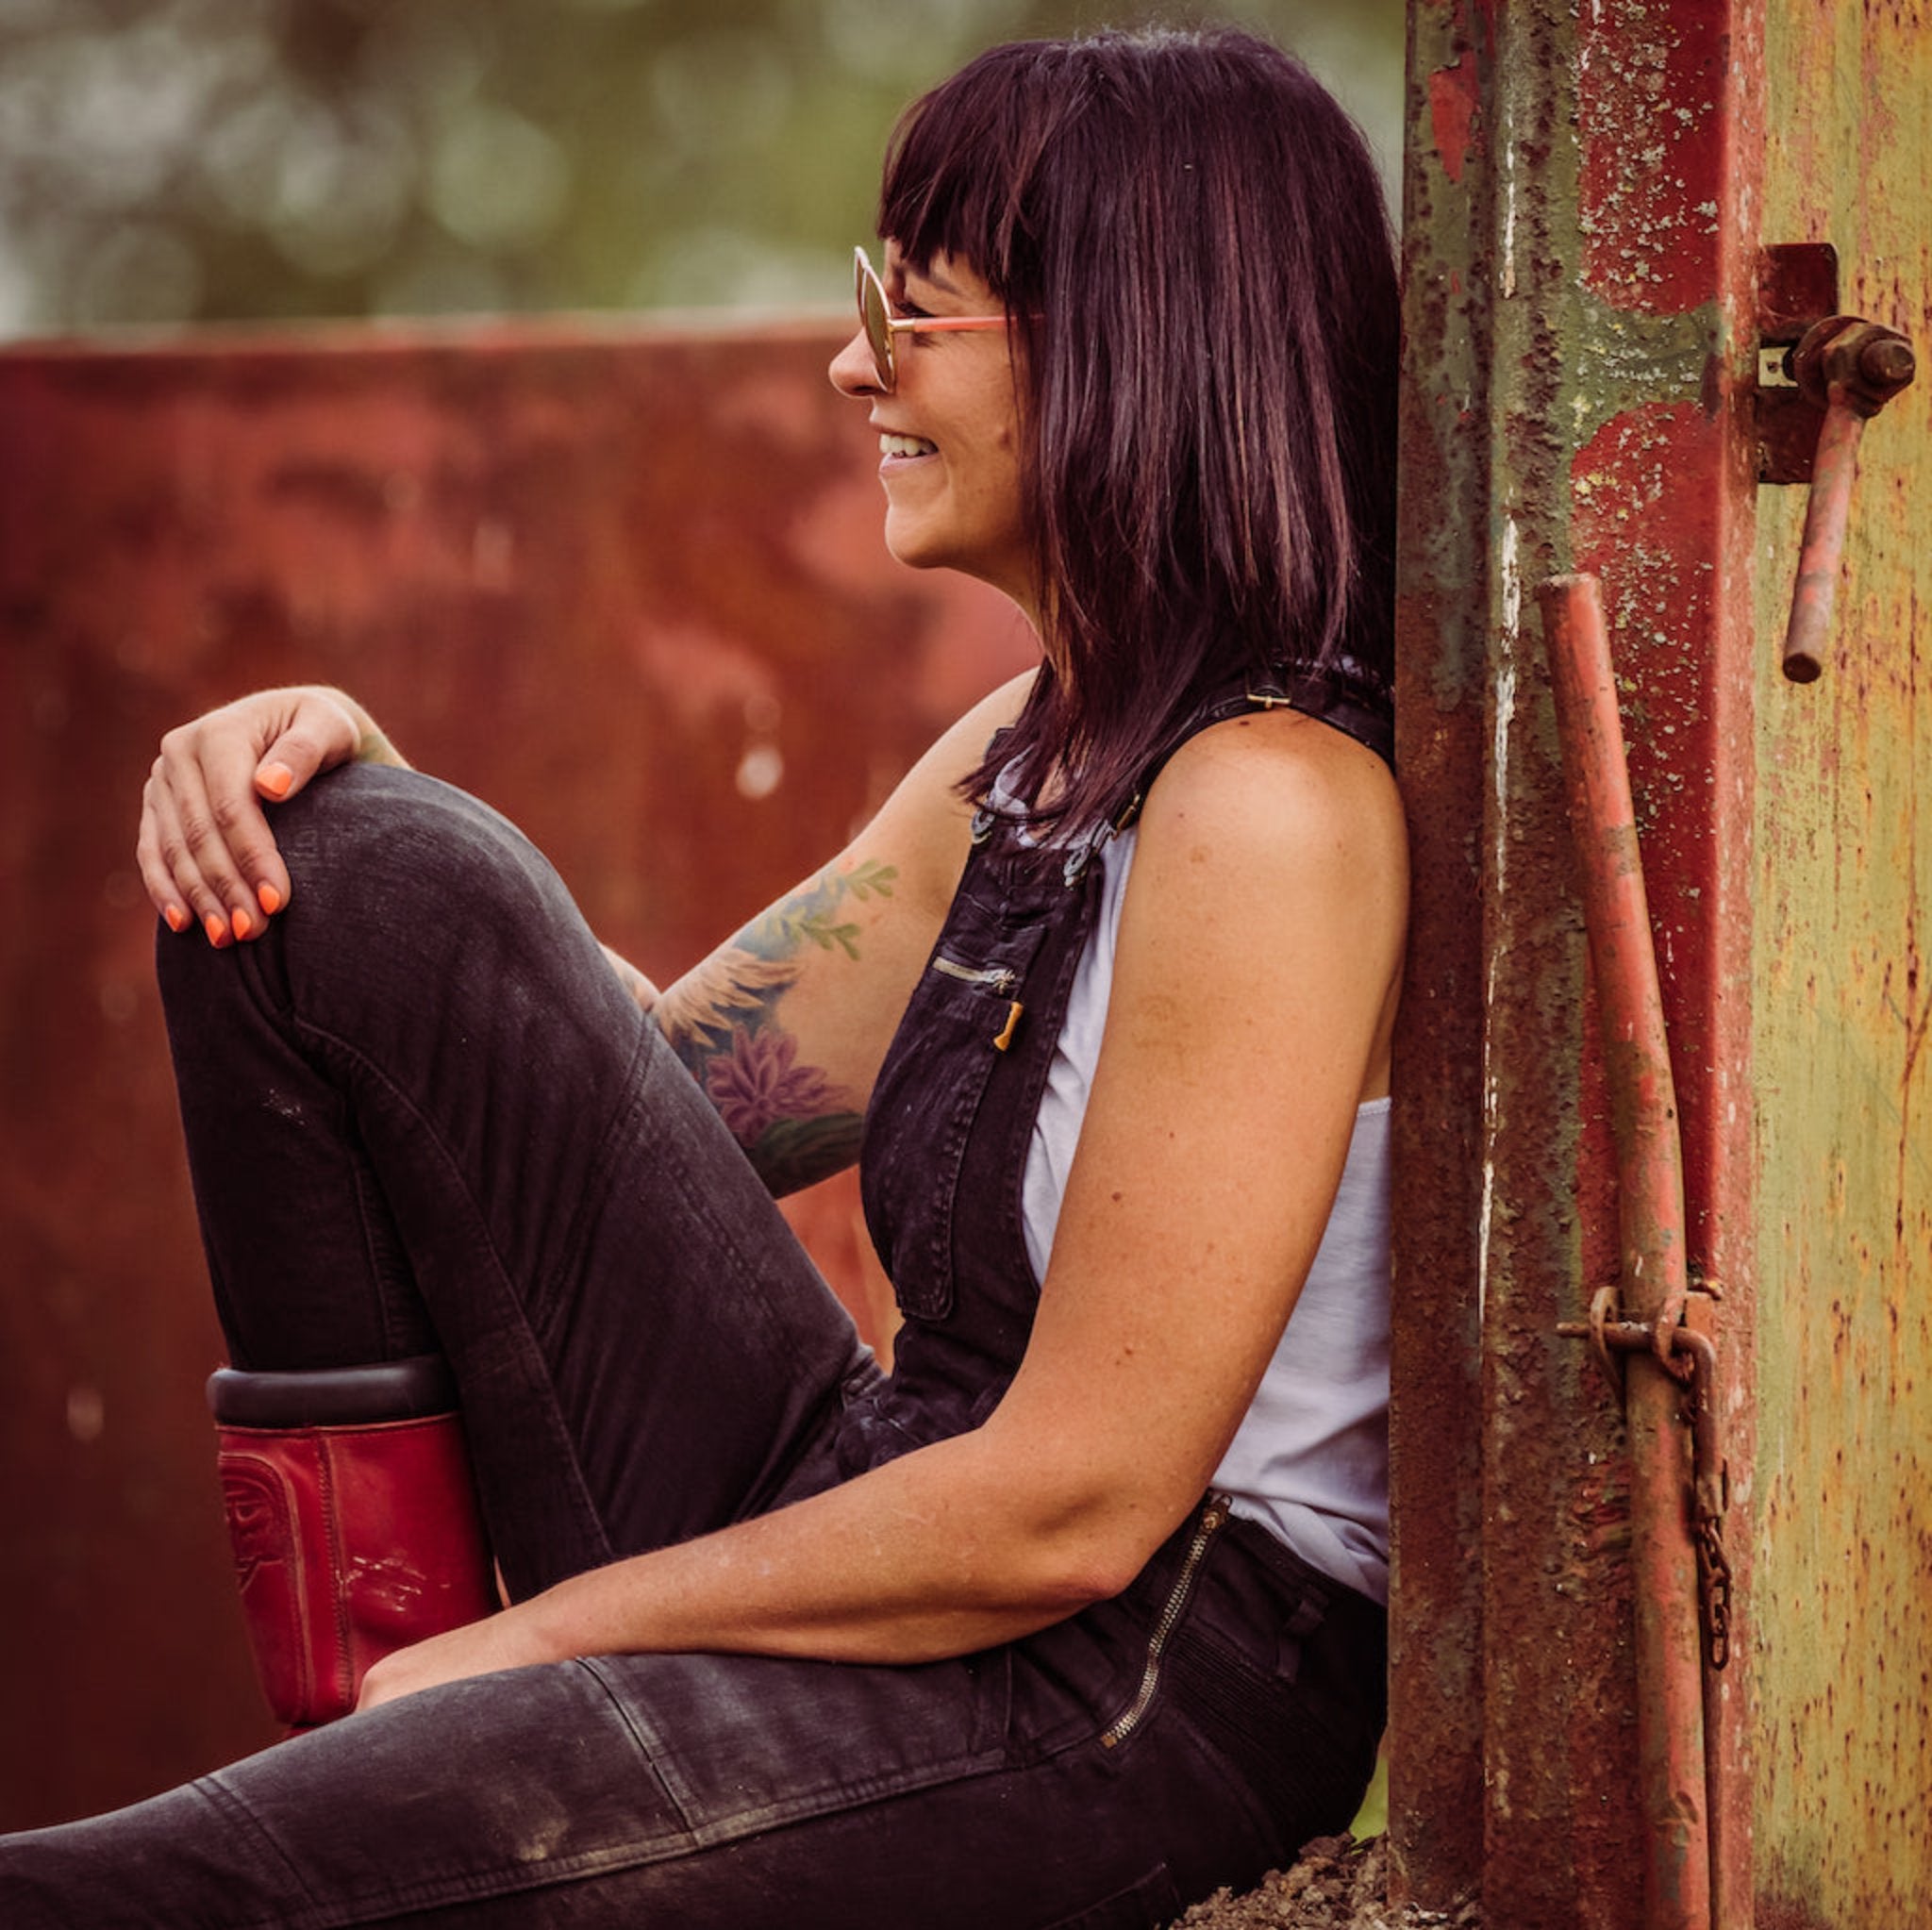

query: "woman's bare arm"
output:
625 672 1035 1193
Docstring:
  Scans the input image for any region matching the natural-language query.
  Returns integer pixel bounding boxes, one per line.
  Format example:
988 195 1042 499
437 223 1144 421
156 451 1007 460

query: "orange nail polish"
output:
258 763 294 801
257 881 283 916
164 904 190 934
231 907 254 941
204 912 228 947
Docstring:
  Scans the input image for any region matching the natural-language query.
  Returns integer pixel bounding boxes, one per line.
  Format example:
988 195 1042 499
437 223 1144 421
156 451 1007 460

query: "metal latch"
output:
1757 243 1917 682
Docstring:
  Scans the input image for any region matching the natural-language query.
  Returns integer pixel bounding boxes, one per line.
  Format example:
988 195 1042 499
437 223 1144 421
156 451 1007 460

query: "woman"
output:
2 26 1404 1928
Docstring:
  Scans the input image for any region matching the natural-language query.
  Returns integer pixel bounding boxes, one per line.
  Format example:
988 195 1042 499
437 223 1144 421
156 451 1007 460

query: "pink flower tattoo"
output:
705 1026 836 1144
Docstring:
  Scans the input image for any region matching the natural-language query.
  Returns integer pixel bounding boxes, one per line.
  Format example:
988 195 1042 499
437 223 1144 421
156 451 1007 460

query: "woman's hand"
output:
137 687 394 946
356 1606 560 1714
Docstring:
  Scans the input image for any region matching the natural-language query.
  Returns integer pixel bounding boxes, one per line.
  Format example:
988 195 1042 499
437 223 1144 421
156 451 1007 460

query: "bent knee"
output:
272 765 568 936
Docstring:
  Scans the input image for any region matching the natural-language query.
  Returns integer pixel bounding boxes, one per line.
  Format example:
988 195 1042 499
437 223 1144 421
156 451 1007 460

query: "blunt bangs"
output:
876 42 1056 306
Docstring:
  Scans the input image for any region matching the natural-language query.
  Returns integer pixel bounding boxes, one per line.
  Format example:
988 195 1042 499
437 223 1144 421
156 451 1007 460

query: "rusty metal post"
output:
1398 4 1932 1922
1392 4 1763 1925
1539 573 1710 1930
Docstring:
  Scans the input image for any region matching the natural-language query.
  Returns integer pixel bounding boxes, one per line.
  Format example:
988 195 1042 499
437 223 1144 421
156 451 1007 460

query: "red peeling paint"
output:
1576 9 1731 313
1569 398 1730 1294
1428 50 1481 185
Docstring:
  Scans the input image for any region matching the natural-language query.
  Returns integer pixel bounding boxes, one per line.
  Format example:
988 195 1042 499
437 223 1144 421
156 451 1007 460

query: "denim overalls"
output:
852 654 1393 1469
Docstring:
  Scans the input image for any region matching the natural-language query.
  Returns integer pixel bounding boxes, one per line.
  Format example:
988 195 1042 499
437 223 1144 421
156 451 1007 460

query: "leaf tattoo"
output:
750 860 897 963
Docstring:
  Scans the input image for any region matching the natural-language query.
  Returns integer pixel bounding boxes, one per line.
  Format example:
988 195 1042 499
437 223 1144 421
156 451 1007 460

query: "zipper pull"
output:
992 1000 1024 1051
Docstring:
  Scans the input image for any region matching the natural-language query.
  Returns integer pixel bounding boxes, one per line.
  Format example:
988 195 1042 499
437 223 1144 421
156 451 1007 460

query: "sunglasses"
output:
854 246 1011 392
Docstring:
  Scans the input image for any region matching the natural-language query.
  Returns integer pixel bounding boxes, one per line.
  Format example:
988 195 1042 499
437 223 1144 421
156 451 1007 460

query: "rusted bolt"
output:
1791 314 1916 418
1857 334 1916 391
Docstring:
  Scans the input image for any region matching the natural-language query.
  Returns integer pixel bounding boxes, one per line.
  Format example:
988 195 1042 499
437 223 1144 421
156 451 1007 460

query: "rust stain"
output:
1388 4 1507 1911
1427 48 1481 185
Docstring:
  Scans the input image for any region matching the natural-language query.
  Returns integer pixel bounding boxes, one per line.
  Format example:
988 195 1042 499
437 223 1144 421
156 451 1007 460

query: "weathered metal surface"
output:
0 320 1029 1827
1393 3 1763 1922
1749 2 1932 1922
1387 1 1492 1903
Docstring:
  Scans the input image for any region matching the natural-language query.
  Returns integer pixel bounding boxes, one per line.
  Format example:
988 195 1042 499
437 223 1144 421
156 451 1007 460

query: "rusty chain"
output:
1557 1307 1732 1672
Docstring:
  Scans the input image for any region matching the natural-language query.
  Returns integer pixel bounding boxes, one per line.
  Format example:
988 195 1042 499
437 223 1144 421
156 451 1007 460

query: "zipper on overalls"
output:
930 957 1024 1051
1099 1493 1231 1748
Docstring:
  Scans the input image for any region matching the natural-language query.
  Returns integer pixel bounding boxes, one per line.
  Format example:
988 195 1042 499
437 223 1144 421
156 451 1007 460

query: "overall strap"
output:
1100 654 1395 853
1247 652 1395 771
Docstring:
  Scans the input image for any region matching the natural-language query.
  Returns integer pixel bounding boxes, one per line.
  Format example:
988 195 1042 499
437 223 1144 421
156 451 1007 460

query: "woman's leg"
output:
158 763 872 1598
0 1654 1141 1930
0 1522 1377 1930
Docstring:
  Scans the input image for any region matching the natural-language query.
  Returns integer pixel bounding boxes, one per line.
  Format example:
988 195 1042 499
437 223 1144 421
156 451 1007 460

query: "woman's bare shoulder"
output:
1136 705 1406 892
1115 707 1405 1109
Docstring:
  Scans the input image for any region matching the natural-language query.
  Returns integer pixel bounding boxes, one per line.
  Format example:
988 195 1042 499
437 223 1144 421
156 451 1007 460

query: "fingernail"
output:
230 907 254 941
258 763 293 801
164 904 190 934
204 912 229 948
257 882 283 916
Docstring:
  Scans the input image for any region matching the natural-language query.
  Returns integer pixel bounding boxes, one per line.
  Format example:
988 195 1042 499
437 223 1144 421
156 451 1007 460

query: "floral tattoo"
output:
652 860 897 1192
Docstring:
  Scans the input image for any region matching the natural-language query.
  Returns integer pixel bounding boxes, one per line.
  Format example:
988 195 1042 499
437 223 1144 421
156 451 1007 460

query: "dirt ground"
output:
1167 1836 1481 1930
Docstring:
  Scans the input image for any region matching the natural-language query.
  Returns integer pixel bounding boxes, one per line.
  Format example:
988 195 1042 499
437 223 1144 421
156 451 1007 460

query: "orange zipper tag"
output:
992 1000 1024 1051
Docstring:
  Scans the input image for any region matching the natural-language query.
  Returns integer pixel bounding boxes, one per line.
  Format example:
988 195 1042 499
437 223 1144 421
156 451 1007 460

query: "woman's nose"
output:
829 326 884 398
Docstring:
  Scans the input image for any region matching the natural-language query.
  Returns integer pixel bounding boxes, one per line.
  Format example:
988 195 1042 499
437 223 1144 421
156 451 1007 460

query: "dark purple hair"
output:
878 27 1397 828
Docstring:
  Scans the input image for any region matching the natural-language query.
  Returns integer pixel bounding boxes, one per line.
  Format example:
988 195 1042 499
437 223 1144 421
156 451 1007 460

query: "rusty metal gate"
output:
1389 3 1930 1927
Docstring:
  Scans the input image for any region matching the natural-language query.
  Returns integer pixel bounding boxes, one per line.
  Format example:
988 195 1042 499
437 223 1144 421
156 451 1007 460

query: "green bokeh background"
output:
0 0 1402 339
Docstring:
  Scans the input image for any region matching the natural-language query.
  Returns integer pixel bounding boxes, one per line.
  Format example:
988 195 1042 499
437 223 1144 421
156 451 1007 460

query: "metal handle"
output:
1780 317 1916 682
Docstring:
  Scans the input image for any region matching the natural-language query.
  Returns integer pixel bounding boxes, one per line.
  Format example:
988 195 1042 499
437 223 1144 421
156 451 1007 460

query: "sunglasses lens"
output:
855 250 895 389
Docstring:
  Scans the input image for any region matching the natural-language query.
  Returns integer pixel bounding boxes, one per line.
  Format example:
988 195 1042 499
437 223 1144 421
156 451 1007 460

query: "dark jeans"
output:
0 766 1382 1927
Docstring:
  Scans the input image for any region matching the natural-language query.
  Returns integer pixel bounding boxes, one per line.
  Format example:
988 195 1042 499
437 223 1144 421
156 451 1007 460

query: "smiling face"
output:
830 247 1038 623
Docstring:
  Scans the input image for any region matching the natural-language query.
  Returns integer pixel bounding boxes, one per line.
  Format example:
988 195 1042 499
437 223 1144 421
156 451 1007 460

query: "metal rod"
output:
1781 392 1867 683
1538 573 1712 1930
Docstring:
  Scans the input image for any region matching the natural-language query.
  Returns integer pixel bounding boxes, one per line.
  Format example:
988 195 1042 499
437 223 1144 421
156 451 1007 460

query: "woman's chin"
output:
880 519 951 575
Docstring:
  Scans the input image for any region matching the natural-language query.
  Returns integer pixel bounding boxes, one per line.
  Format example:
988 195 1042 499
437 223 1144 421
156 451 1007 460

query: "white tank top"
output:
1021 824 1391 1606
